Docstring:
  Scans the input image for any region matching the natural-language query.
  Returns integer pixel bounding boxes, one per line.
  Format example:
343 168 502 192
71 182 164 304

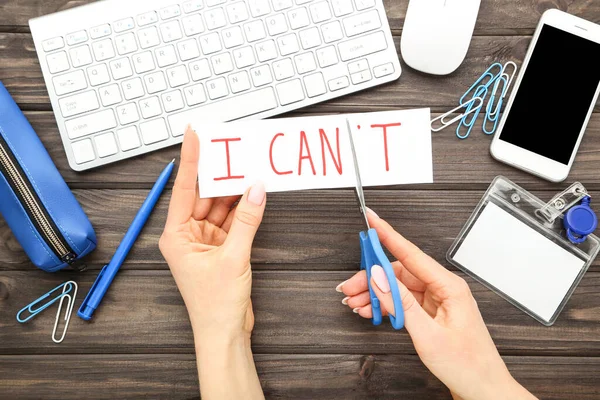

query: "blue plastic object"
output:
457 85 488 139
17 281 75 323
564 196 598 244
360 229 404 330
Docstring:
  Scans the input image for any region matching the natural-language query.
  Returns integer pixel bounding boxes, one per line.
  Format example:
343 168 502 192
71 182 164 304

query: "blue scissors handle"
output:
360 229 404 330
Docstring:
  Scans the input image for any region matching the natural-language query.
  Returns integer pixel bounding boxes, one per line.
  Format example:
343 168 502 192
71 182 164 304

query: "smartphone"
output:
490 9 600 182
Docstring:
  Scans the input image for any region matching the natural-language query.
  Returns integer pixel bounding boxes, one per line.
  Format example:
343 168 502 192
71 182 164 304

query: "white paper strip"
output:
195 108 433 198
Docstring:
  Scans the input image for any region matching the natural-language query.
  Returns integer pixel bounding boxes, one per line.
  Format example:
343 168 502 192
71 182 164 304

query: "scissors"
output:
346 119 405 330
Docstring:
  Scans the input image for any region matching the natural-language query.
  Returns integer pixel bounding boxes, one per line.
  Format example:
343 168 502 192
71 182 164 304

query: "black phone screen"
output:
499 24 600 165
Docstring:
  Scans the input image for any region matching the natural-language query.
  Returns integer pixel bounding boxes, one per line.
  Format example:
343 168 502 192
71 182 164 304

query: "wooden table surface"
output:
1 1 600 399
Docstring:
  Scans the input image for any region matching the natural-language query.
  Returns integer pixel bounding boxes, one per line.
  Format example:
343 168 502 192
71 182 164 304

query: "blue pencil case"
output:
0 82 96 272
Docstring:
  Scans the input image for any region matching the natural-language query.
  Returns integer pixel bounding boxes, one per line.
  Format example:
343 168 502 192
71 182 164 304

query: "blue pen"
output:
78 159 175 320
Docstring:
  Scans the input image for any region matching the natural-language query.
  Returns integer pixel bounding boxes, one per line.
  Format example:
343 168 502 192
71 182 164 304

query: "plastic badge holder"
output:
447 176 600 326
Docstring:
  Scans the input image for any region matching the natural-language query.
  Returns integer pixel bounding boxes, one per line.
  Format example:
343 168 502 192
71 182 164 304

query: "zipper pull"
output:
61 252 78 265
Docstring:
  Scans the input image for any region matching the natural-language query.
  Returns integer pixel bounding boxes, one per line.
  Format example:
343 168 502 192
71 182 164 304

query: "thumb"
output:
370 265 435 338
223 182 267 259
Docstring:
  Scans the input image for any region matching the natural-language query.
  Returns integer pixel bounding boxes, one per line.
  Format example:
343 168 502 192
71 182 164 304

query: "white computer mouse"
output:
400 0 481 75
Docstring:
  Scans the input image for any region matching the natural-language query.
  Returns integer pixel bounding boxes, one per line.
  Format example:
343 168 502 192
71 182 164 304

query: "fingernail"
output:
342 296 350 305
335 280 347 293
371 265 390 293
248 182 266 206
366 207 379 218
352 307 361 314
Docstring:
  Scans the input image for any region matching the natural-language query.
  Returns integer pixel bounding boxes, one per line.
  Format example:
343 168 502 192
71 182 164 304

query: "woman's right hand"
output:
338 209 537 400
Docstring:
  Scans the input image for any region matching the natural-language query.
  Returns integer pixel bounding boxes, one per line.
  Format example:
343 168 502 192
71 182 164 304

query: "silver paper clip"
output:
16 281 75 323
52 282 78 344
431 97 484 132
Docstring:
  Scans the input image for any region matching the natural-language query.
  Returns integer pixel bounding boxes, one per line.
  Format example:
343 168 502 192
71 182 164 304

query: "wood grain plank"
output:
0 354 599 400
2 190 600 271
1 270 599 355
2 0 600 34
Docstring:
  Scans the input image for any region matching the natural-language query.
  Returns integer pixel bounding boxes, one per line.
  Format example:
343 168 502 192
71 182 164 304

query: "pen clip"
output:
78 265 107 319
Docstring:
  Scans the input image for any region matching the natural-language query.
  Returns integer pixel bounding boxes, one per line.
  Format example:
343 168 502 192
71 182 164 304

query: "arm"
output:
159 127 265 399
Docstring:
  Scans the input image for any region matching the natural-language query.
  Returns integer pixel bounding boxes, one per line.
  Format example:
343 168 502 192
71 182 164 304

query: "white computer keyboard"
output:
30 0 401 171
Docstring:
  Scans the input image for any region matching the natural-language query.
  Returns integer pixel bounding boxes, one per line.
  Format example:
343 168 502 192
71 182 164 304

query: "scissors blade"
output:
346 118 370 230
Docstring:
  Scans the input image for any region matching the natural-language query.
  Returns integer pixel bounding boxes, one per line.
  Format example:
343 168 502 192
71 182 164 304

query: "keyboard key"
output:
373 62 395 78
58 90 99 117
299 27 321 49
144 71 168 93
276 78 305 105
321 20 343 43
66 30 88 46
233 46 256 68
294 52 316 74
272 58 295 81
182 14 205 36
117 103 140 125
167 87 278 136
351 69 372 84
92 39 115 62
122 77 145 100
99 84 123 106
139 96 162 118
183 0 204 13
155 45 178 67
250 64 273 86
304 72 326 97
69 45 93 67
332 0 354 16
65 109 117 139
138 26 161 49
162 90 185 112
90 24 112 39
277 33 299 56
227 2 249 24
189 59 212 81
273 0 293 11
160 20 183 43
266 13 288 36
87 64 111 86
296 0 313 4
114 17 135 33
205 8 227 30
288 8 310 30
338 30 387 61
248 0 271 17
42 37 64 52
228 71 251 93
207 0 226 6
328 75 349 91
140 118 170 144
94 132 119 157
177 39 200 61
206 77 229 99
309 1 332 23
343 9 381 37
109 58 134 79
166 65 190 87
222 26 244 48
117 126 141 151
46 51 70 74
256 39 277 62
316 45 338 67
115 33 138 55
243 20 267 42
183 83 207 105
160 5 181 20
211 53 234 75
71 139 95 164
348 59 369 73
137 11 158 27
133 51 156 74
199 33 222 54
354 0 375 11
53 70 87 96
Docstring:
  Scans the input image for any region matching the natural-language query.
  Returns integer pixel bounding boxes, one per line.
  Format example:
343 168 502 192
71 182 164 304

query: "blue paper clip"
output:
16 281 75 323
459 62 503 104
456 85 488 139
483 74 509 135
486 62 517 120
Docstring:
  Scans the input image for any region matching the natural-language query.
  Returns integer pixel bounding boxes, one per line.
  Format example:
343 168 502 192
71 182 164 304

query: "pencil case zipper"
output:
0 134 77 264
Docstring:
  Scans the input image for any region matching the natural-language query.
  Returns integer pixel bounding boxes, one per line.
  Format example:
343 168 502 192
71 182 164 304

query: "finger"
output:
339 270 367 296
165 128 204 228
392 261 426 292
370 265 436 338
205 195 241 226
223 182 267 263
356 304 387 319
366 209 455 286
344 291 371 309
221 204 238 233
